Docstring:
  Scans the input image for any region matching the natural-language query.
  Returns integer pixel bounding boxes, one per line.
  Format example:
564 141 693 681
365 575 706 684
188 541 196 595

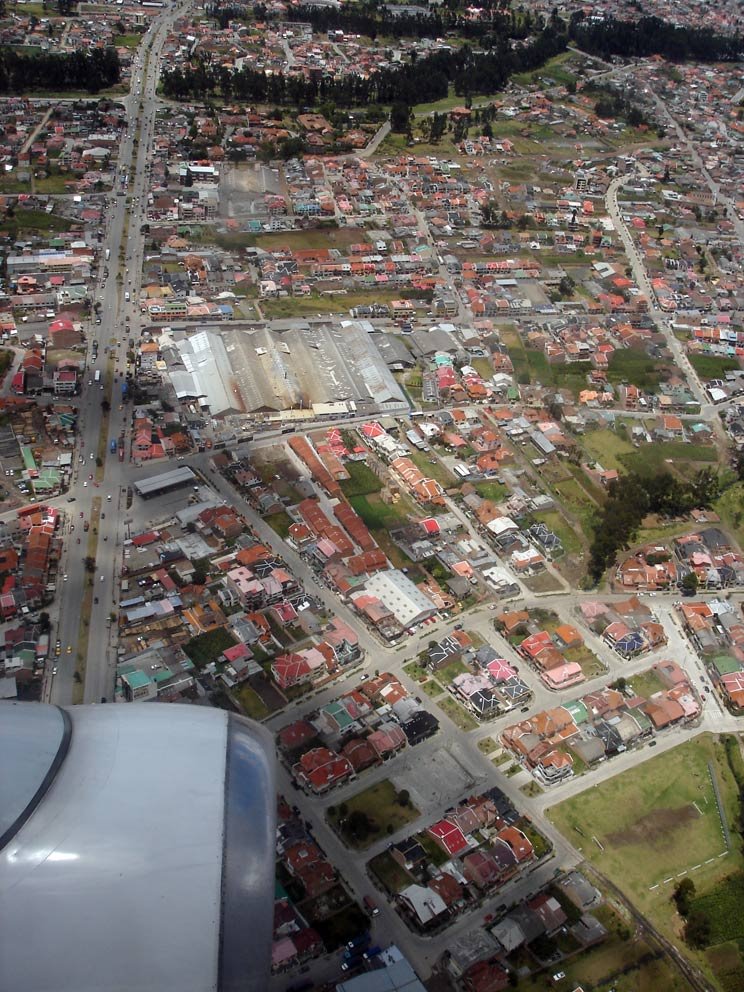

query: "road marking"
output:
718 851 728 858
677 871 687 877
704 858 715 864
649 883 659 891
691 864 702 871
663 877 674 884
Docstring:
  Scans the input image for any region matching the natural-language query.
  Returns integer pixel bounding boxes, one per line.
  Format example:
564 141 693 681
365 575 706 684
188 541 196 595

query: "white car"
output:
100 575 105 582
89 453 95 460
63 575 68 581
83 482 88 488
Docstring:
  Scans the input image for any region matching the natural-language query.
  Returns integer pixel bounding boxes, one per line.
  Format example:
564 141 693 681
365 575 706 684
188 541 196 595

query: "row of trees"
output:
164 7 741 113
161 25 568 106
279 3 539 44
0 47 120 94
588 469 722 583
570 14 743 63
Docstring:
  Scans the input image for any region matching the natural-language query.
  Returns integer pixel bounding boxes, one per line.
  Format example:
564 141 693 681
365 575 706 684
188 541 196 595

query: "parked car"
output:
363 895 379 917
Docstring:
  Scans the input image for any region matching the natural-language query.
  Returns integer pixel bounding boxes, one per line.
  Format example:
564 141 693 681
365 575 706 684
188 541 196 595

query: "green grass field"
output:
194 224 366 253
581 428 636 472
715 483 744 550
349 493 409 531
234 684 269 721
183 628 237 668
409 450 456 488
264 510 292 539
260 289 398 319
628 667 667 700
474 481 508 503
607 348 663 390
620 441 718 476
435 658 470 685
327 780 420 850
564 643 606 678
436 694 478 731
368 851 412 894
513 925 693 991
548 736 742 965
33 173 77 194
689 355 741 380
340 460 382 498
3 209 78 234
114 34 143 48
532 509 584 555
553 478 600 534
512 51 579 87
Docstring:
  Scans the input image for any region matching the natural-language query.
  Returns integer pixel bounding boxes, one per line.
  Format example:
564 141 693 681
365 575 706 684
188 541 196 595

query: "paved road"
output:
605 174 709 402
47 4 188 707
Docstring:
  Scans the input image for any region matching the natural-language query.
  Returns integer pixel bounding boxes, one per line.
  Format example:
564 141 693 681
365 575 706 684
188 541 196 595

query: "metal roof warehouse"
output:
134 466 197 499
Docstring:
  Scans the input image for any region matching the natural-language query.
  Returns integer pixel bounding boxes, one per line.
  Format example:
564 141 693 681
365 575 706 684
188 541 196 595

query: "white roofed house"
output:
363 569 437 629
398 884 448 928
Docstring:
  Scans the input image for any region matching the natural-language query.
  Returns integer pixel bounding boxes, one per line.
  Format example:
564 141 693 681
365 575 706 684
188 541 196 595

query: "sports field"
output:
548 736 739 913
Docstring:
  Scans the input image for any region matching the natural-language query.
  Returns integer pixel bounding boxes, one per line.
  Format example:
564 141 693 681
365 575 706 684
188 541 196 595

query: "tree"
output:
673 877 696 916
685 909 710 948
389 101 411 133
690 467 720 507
681 571 699 595
38 611 51 633
397 789 410 807
101 399 110 412
83 556 96 573
347 810 372 841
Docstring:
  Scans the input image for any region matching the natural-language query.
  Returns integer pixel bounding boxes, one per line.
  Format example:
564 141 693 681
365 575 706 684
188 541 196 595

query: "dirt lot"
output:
607 804 700 848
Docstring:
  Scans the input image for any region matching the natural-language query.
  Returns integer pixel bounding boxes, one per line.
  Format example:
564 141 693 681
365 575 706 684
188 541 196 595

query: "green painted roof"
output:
563 699 589 724
321 700 353 729
123 670 152 690
712 655 741 676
